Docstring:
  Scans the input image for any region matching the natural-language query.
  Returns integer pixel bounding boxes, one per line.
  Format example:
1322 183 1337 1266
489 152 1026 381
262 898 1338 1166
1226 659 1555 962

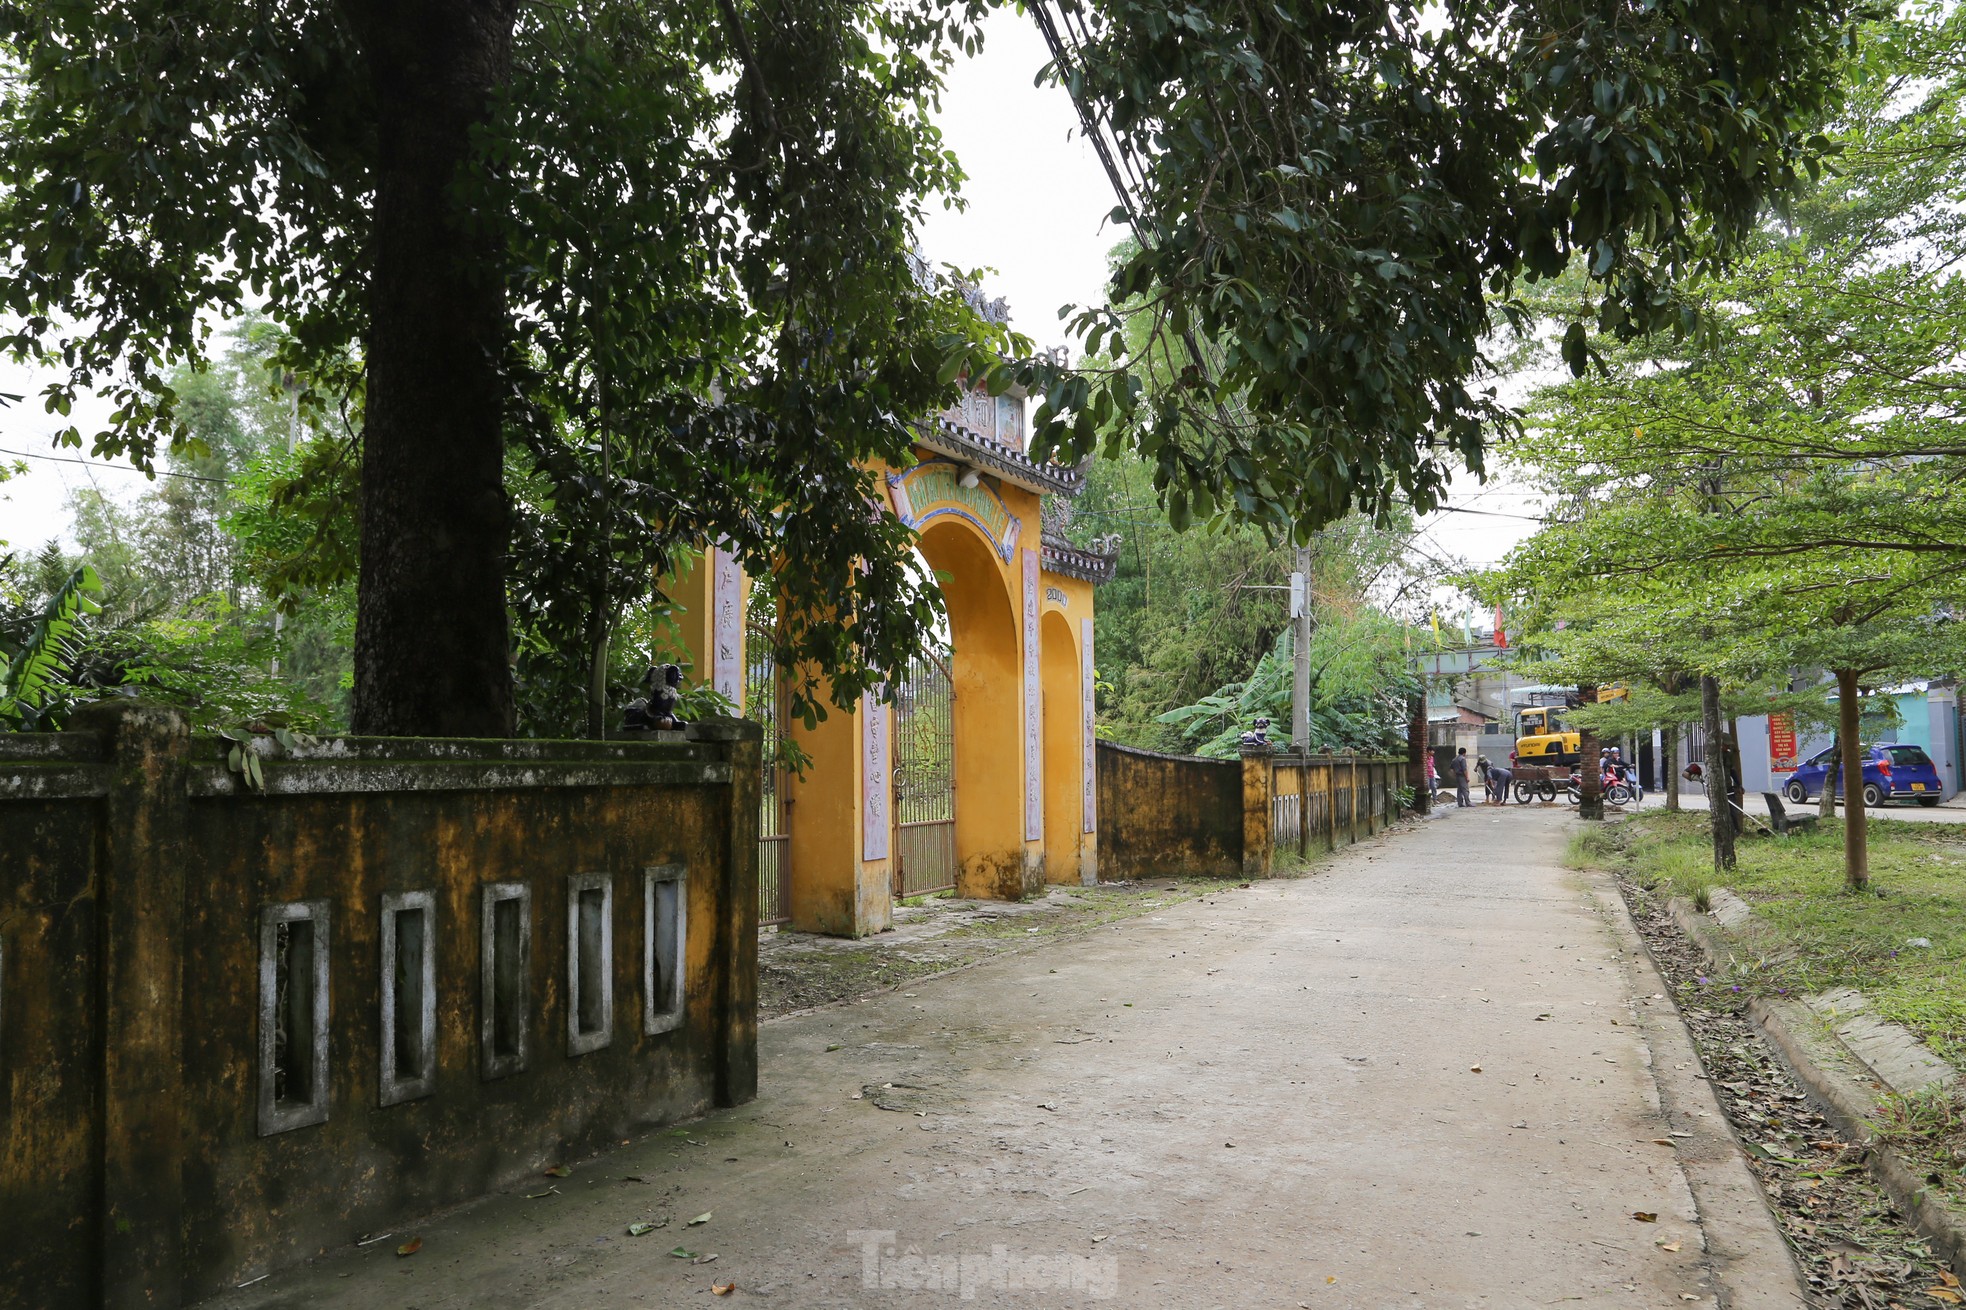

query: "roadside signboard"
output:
1769 713 1799 772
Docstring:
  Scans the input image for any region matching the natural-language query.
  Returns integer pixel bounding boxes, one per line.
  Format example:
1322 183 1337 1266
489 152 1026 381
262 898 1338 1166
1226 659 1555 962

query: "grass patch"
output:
1589 812 1966 1069
1563 825 1622 870
1874 1084 1966 1202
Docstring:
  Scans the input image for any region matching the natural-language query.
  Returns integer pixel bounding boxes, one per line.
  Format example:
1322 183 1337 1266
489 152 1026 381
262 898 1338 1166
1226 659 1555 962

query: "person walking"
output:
1450 748 1472 807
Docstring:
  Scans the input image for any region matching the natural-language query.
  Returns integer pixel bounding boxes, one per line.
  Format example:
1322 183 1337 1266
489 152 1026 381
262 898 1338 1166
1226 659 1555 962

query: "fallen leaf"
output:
1470 1065 1483 1074
669 1247 697 1260
826 1043 843 1052
396 1238 421 1258
1652 1139 1673 1146
688 1212 713 1226
526 1186 560 1200
1632 1212 1658 1223
627 1223 657 1237
712 1284 735 1297
1929 1291 1963 1305
1327 1276 1338 1284
543 1165 572 1178
1092 1235 1108 1243
1658 1241 1681 1252
694 1254 720 1265
1944 1273 1964 1289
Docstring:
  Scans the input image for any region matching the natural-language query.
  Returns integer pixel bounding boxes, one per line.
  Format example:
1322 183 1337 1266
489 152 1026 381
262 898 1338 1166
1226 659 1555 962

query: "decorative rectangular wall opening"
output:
479 882 531 1080
257 900 331 1136
379 890 437 1105
643 865 686 1035
566 873 613 1055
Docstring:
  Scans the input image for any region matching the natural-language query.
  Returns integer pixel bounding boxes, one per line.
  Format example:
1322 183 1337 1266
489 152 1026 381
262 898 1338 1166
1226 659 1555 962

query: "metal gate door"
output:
892 646 956 898
746 616 792 927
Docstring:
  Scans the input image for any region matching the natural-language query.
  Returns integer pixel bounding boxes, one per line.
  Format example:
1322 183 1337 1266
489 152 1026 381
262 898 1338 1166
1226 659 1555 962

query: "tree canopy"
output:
0 0 1008 734
0 0 1880 735
1027 0 1873 542
1480 0 1966 881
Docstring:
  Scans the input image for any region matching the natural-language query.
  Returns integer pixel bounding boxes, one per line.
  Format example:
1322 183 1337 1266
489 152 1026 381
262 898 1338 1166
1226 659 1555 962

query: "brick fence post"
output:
689 715 763 1109
70 701 191 1309
1239 741 1275 878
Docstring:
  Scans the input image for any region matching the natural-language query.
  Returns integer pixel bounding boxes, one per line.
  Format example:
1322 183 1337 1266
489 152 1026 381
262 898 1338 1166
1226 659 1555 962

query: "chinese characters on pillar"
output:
862 689 890 861
1024 549 1042 842
1082 618 1096 835
711 545 743 706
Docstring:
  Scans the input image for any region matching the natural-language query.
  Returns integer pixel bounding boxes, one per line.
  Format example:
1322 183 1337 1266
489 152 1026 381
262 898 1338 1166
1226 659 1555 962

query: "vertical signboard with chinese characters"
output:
1768 713 1799 773
711 545 744 706
1024 549 1043 842
862 689 890 862
1082 618 1096 835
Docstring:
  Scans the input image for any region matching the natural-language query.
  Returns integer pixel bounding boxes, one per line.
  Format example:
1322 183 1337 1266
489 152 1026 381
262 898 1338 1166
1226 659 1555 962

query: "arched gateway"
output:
665 379 1118 937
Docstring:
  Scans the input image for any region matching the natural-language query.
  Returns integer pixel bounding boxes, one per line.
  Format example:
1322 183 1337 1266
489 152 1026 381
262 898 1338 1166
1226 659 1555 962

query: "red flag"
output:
1493 603 1508 648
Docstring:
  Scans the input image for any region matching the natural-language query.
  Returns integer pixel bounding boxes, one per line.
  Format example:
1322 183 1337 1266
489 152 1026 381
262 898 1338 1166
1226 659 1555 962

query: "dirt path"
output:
212 808 1800 1308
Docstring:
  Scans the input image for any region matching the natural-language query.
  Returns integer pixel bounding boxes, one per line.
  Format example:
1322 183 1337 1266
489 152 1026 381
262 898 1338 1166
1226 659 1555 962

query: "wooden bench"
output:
1762 790 1820 836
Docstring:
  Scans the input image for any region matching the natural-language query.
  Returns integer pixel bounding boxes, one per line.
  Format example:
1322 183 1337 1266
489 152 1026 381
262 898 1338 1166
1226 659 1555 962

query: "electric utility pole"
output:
1292 546 1312 751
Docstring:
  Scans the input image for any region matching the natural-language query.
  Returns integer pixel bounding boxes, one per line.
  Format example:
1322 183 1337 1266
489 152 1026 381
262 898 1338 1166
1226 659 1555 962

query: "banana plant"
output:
0 565 102 729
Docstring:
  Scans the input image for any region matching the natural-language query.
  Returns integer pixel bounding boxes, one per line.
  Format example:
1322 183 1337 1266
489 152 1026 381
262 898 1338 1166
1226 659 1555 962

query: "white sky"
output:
1 6 1539 602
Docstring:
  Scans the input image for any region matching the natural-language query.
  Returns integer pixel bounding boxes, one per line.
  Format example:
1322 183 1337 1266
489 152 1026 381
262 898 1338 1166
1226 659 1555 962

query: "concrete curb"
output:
1667 895 1966 1279
1588 871 1810 1306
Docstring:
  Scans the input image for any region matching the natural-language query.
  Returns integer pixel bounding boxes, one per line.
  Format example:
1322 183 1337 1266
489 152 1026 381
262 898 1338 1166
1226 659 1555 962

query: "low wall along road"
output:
0 704 761 1308
1095 740 1403 880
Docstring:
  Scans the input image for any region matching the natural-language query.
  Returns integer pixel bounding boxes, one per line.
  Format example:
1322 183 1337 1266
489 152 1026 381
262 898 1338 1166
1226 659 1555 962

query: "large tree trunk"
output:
346 0 520 737
1663 722 1680 813
1576 682 1603 821
1701 674 1734 871
1837 668 1868 891
1407 692 1430 814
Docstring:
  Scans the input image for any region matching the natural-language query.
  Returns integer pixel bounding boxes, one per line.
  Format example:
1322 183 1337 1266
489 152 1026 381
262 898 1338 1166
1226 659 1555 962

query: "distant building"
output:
1417 634 1545 767
1728 680 1961 801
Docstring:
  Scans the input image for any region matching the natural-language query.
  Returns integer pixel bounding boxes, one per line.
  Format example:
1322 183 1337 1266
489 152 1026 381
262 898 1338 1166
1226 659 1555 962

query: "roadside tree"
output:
0 0 1870 736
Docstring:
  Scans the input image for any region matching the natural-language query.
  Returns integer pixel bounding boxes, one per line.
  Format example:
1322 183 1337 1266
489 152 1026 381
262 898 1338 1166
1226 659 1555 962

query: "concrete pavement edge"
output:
1667 897 1966 1282
1585 867 1810 1308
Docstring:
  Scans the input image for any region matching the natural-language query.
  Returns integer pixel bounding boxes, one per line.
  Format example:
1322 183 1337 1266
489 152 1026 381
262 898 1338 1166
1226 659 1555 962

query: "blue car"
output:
1782 743 1944 808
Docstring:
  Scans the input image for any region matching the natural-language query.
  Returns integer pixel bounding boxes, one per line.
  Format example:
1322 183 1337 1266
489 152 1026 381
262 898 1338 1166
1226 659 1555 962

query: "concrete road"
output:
216 808 1799 1309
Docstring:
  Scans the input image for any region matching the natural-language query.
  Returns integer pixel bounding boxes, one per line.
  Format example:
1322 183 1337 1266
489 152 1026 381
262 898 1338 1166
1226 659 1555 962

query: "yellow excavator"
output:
1513 687 1629 767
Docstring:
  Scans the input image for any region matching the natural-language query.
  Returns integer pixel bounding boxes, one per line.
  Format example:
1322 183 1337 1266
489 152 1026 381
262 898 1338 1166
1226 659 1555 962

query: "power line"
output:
0 444 228 485
1424 504 1554 524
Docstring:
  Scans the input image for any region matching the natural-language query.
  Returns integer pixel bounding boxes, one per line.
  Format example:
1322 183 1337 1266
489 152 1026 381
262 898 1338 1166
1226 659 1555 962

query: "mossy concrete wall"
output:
1095 741 1244 879
1096 742 1406 881
0 706 761 1309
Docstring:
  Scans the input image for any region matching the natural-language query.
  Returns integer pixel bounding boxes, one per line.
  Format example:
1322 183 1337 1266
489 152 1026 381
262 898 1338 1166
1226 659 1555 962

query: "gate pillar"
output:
786 686 894 937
